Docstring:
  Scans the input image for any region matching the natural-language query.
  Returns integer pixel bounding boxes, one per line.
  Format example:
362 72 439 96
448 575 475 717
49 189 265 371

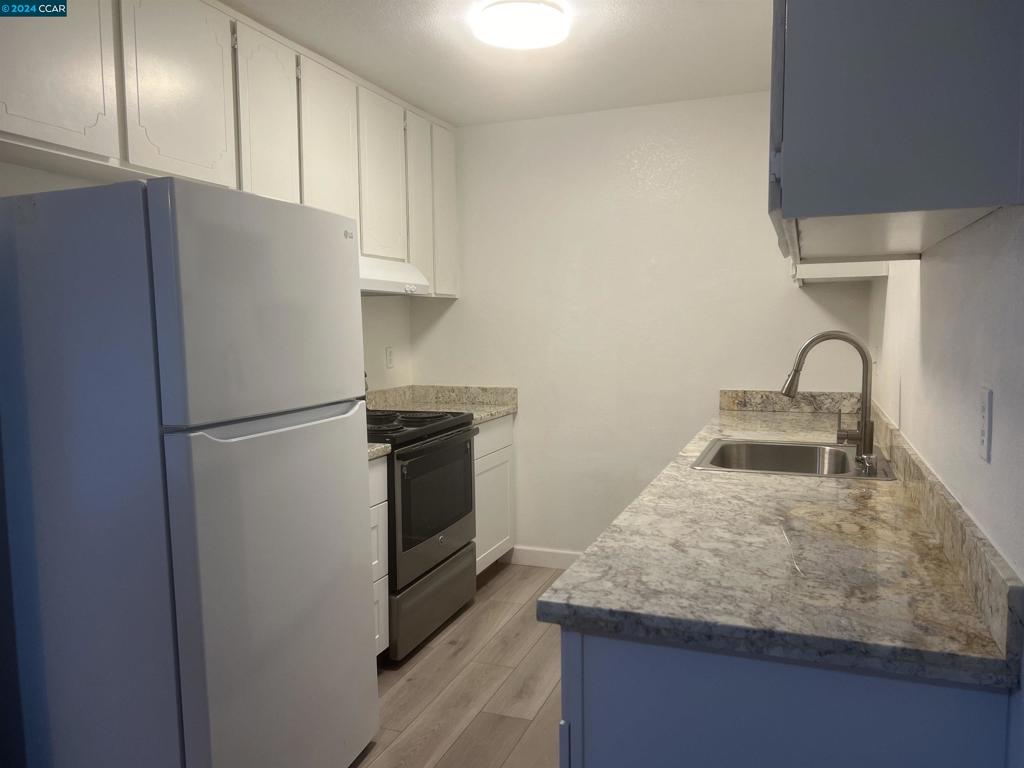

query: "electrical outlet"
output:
385 346 394 370
979 386 993 462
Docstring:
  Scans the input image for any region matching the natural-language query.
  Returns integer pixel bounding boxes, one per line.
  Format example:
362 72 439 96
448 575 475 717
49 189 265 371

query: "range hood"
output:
359 256 430 296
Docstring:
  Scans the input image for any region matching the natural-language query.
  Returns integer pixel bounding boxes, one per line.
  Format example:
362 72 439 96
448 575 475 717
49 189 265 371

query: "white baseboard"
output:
510 545 581 570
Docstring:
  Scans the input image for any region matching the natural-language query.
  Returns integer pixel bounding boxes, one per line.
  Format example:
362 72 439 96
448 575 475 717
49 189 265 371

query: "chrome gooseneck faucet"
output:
780 330 874 463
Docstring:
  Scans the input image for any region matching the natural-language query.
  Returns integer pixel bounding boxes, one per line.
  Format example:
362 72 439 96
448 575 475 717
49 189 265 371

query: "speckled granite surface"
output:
872 406 1024 663
721 389 861 413
367 443 391 461
538 409 1019 690
366 385 517 425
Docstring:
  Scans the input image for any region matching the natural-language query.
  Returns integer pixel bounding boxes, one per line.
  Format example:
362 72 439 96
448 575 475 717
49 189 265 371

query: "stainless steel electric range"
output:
367 410 479 659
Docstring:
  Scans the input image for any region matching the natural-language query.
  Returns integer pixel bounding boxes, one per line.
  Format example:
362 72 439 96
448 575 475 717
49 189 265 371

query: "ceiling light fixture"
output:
468 1 570 50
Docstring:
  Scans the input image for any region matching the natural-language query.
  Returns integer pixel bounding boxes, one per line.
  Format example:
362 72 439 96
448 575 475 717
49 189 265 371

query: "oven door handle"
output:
393 425 479 462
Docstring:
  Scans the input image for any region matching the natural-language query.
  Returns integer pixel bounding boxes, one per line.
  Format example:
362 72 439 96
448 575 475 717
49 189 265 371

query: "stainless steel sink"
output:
692 438 895 480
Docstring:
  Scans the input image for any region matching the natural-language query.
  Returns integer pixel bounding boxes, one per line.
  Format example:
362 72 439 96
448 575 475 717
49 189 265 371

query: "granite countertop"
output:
367 385 518 427
368 442 391 461
537 409 1018 690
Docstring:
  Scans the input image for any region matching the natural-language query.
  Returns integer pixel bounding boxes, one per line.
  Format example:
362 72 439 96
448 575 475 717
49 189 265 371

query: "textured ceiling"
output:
223 0 773 125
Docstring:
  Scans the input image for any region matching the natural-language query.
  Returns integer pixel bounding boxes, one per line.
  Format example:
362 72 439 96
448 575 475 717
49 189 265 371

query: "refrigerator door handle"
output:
196 400 364 442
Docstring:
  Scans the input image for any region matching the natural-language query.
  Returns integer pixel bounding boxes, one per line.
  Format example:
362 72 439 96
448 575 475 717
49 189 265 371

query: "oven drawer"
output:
474 415 513 459
388 542 475 660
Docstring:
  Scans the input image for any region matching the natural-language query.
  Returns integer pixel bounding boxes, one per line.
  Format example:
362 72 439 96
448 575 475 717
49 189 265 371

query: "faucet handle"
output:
836 412 860 446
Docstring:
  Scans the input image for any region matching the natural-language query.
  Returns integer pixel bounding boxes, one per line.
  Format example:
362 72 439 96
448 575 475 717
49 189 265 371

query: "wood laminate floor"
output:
354 563 563 768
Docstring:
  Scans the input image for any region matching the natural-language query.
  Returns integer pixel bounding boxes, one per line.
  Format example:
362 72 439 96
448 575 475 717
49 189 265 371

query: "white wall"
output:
0 161 93 196
868 207 1024 578
408 92 873 555
361 296 414 390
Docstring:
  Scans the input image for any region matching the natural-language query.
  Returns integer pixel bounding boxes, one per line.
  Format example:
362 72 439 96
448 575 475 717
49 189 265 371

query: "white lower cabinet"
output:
369 456 387 506
369 456 389 654
473 416 515 574
370 501 388 583
372 575 389 656
475 445 513 574
560 632 1010 768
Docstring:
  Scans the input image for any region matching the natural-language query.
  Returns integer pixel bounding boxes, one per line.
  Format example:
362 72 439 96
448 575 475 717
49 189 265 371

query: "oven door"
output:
391 426 478 591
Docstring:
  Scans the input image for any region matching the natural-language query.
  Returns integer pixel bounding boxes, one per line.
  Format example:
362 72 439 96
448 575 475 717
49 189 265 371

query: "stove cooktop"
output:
366 409 474 448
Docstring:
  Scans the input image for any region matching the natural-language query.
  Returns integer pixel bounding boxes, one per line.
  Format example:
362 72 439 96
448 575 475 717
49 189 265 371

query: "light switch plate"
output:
385 346 394 369
979 386 993 462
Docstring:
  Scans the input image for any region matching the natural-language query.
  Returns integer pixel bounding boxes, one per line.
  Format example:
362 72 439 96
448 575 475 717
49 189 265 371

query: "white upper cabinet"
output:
299 57 359 220
431 124 459 297
0 0 119 156
405 111 434 289
771 0 1024 262
0 0 462 298
235 23 300 203
121 0 237 187
358 88 408 261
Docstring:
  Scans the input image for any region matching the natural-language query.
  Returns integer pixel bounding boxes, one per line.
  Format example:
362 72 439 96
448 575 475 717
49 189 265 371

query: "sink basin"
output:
692 438 895 480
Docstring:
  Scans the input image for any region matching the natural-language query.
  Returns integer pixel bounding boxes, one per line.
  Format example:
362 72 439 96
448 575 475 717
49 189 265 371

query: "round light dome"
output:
469 1 570 50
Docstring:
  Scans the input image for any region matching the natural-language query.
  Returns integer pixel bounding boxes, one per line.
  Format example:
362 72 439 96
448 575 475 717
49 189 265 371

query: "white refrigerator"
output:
0 178 378 768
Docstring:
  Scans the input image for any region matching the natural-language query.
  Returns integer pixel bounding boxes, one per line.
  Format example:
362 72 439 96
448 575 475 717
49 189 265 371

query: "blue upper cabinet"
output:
769 0 1024 263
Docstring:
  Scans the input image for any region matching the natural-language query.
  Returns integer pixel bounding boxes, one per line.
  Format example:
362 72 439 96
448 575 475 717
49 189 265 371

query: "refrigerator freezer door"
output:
148 178 364 428
165 400 378 768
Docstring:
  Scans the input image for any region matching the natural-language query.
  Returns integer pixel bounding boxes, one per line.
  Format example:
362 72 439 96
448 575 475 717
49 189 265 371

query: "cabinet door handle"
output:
559 720 571 768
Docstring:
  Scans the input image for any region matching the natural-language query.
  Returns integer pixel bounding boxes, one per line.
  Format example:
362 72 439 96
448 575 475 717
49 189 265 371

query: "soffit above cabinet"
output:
794 208 995 264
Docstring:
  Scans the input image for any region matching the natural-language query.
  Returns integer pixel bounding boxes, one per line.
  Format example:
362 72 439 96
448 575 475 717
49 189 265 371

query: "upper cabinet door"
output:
0 0 119 156
235 24 300 203
405 111 434 291
121 0 237 187
358 88 408 261
431 124 459 297
780 0 1024 219
298 57 359 220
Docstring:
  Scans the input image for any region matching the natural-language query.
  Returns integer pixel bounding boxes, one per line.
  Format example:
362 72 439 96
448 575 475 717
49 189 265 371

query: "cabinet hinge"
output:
231 30 238 49
769 149 782 182
296 61 302 80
